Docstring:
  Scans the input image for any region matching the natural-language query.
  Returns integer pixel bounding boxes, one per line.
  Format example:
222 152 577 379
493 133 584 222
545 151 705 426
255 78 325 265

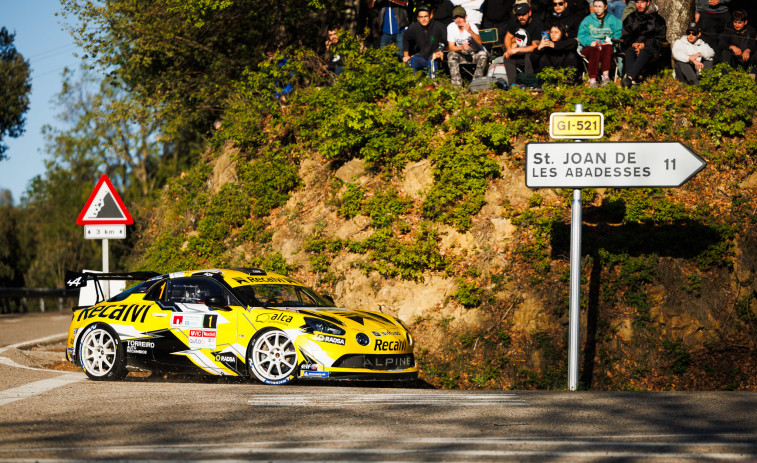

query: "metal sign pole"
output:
102 238 110 299
567 104 583 391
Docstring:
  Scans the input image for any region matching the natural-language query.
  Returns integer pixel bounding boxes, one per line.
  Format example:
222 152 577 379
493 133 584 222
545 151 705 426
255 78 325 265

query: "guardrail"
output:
0 287 77 314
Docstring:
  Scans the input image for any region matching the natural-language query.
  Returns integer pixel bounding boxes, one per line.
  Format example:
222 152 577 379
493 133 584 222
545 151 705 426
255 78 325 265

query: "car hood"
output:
293 307 403 332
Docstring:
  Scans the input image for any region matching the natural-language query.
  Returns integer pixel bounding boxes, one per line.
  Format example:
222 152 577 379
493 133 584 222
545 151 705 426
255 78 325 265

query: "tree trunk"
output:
655 0 695 44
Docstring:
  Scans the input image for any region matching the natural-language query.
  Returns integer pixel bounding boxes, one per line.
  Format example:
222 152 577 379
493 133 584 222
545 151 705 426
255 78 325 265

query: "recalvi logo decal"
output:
76 304 150 323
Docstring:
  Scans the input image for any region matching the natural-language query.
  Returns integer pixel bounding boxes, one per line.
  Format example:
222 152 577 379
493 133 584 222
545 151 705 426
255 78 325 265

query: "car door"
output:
151 276 244 375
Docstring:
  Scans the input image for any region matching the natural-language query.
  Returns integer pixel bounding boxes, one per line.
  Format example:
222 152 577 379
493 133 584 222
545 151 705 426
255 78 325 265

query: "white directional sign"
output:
526 142 706 188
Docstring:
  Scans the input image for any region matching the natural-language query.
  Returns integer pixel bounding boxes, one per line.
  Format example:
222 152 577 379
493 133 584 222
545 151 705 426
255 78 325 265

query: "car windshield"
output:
234 284 335 308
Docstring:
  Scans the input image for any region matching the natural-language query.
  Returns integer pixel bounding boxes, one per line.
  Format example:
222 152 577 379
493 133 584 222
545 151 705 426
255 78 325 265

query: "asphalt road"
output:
1 311 756 462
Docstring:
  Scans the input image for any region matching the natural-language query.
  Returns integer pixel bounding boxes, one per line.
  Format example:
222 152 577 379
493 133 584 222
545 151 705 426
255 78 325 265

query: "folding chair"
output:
479 28 503 58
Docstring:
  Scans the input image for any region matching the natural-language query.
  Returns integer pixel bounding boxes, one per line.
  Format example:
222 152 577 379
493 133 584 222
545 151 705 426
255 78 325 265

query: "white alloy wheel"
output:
79 326 126 380
249 330 297 384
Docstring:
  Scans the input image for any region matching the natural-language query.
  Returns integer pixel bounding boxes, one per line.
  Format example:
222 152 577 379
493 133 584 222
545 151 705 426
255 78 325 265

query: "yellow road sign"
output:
550 112 604 139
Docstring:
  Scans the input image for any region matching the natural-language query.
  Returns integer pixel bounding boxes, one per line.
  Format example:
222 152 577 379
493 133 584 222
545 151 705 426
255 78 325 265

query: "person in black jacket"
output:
543 0 584 39
620 0 666 87
534 23 580 77
481 0 516 41
717 10 757 72
403 6 447 76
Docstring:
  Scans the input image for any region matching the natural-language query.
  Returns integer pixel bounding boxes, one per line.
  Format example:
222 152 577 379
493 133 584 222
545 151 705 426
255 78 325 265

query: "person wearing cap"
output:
695 0 732 50
577 0 622 87
446 5 489 86
495 2 544 85
403 6 447 77
619 0 666 88
672 22 715 84
716 10 757 72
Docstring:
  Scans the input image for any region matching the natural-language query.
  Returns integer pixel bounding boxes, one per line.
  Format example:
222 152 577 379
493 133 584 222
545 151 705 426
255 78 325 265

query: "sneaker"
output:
621 76 632 88
589 80 599 89
601 78 612 87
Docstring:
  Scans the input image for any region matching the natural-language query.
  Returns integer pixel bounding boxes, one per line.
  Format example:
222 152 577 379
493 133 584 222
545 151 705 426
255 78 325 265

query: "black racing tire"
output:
247 329 297 385
77 323 128 381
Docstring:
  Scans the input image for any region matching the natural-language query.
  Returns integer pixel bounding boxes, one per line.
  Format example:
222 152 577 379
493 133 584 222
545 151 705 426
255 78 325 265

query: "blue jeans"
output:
407 55 439 78
607 0 625 19
379 29 405 56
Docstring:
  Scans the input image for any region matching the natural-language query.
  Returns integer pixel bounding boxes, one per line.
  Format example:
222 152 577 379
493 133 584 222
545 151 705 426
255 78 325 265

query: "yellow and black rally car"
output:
65 268 417 384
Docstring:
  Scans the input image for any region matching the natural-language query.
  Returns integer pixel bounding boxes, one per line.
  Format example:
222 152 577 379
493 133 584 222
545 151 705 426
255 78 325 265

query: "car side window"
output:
164 277 231 306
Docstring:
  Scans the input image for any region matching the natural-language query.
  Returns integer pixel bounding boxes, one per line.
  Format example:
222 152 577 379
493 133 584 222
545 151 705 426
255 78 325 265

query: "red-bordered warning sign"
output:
76 174 133 225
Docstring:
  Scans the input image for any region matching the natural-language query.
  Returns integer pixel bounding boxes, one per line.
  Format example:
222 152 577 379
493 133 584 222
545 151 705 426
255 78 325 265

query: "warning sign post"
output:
77 175 132 296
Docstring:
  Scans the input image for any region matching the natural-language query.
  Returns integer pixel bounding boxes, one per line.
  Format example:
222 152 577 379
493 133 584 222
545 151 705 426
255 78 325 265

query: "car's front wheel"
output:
248 329 297 385
78 324 127 381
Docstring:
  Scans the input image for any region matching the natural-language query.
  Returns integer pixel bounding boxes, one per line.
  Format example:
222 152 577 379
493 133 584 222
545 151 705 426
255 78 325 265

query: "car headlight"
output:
302 317 346 336
356 333 370 346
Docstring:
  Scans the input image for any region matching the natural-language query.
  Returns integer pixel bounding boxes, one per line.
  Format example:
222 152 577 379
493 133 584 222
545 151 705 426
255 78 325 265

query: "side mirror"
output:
205 295 230 310
323 295 335 304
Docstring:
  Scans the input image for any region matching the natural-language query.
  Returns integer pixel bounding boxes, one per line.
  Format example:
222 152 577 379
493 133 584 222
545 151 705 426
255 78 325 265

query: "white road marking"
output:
0 356 67 372
1 436 756 461
248 392 528 407
0 373 84 406
0 333 68 355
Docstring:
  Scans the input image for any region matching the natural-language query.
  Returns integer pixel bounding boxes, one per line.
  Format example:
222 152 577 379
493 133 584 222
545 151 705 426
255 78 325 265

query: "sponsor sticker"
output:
126 339 155 355
215 354 236 363
171 313 217 328
188 329 217 349
302 371 330 378
371 330 401 337
316 334 346 346
301 363 322 372
373 339 408 352
255 313 293 325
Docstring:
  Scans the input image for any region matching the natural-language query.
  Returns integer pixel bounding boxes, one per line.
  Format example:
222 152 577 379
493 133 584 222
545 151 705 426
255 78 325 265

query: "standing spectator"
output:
498 2 544 84
607 0 626 19
695 0 733 50
620 0 666 88
372 0 410 55
717 10 757 72
672 22 715 84
578 0 622 87
403 6 447 76
324 26 344 75
481 0 517 41
447 6 489 86
534 23 581 75
543 0 585 39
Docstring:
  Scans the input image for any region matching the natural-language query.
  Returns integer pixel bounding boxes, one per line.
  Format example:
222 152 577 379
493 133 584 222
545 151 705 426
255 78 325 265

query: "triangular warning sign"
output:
76 174 133 225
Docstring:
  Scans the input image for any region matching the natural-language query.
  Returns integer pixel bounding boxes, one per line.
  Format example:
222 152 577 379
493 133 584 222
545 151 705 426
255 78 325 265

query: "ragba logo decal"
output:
316 334 346 346
255 313 293 325
374 339 408 352
76 304 151 324
215 354 236 363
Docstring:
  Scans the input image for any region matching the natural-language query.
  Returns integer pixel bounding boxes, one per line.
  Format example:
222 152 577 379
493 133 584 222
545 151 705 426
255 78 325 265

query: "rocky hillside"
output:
131 44 757 390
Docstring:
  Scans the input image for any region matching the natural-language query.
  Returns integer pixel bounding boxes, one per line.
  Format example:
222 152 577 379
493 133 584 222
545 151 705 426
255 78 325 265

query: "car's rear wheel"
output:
78 324 127 381
248 329 297 385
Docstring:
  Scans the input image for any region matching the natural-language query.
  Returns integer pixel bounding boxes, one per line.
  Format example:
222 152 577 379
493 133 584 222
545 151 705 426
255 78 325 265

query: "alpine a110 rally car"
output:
65 268 417 385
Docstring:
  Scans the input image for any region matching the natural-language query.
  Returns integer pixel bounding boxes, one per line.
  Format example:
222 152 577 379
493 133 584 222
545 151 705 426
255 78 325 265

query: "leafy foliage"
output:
0 28 31 161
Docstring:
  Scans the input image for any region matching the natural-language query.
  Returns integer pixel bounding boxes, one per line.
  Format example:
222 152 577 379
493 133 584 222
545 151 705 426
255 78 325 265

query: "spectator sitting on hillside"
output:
672 22 715 84
717 10 757 73
493 2 544 85
403 6 447 76
578 0 622 87
620 0 666 88
324 26 345 75
534 23 580 76
447 5 489 86
543 0 584 40
695 0 732 50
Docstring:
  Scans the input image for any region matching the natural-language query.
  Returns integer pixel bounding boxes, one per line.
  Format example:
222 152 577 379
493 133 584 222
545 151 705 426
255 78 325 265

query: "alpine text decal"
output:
76 304 151 324
374 339 408 352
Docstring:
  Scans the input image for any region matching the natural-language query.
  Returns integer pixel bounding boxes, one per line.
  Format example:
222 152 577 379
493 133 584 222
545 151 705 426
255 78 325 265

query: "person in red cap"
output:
672 22 715 84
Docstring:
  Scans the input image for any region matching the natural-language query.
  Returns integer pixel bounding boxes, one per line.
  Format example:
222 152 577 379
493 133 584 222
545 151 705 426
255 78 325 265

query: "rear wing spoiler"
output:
65 270 162 309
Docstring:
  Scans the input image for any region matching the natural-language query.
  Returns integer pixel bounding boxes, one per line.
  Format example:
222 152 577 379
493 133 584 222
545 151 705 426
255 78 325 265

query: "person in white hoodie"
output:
672 22 715 85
